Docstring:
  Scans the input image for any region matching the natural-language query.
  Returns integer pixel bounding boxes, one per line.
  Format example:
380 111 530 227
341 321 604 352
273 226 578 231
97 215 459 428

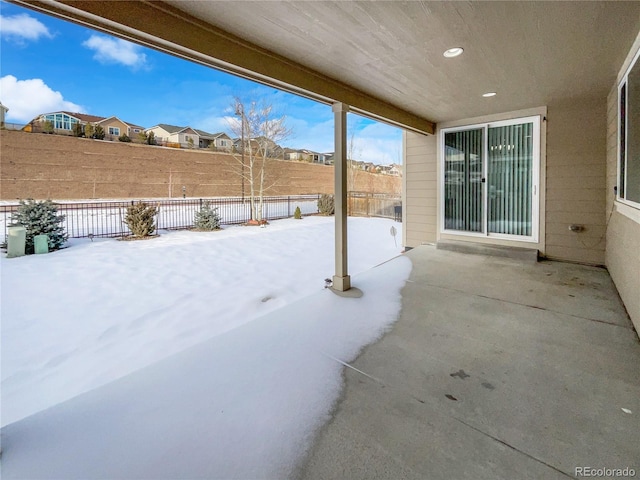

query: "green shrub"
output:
118 134 132 142
318 194 335 215
124 202 158 237
85 123 95 139
10 199 67 254
146 131 156 145
42 120 54 134
194 201 221 231
73 123 84 137
294 206 302 219
94 125 105 140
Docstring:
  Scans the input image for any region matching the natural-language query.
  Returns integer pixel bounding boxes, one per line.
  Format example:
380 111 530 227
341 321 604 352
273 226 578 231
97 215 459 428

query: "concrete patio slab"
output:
298 245 640 480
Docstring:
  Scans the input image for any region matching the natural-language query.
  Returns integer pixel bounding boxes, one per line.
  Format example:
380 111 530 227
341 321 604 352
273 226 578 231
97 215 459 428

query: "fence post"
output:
288 196 291 217
199 198 203 208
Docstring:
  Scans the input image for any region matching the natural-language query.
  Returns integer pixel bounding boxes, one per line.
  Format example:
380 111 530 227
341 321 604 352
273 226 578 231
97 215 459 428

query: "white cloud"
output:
287 117 334 153
0 13 53 43
353 121 403 165
287 116 402 165
198 115 236 134
82 35 147 69
0 75 84 123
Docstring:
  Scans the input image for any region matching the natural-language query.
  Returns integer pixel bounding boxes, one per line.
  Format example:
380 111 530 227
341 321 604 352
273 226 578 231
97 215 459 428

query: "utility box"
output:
7 226 26 258
34 234 49 254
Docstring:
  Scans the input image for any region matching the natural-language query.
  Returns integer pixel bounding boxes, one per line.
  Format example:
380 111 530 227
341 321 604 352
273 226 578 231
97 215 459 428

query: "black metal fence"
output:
0 195 319 240
0 193 402 241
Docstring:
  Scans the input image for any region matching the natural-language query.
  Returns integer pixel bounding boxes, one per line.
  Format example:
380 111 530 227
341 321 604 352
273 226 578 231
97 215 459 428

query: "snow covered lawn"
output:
2 216 412 478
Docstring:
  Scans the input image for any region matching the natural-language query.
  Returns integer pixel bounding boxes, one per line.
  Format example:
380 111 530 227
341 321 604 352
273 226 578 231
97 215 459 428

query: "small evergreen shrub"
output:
73 123 84 137
10 199 67 254
118 134 132 142
318 194 335 215
94 125 105 140
146 131 156 145
124 202 158 237
294 206 302 219
85 123 95 139
194 201 221 231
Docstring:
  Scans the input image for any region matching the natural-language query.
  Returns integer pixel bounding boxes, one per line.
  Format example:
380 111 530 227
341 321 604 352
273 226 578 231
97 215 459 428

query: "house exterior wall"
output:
98 119 128 139
178 132 199 148
545 98 607 265
215 137 232 150
606 32 640 331
402 131 437 247
146 127 171 143
404 103 611 266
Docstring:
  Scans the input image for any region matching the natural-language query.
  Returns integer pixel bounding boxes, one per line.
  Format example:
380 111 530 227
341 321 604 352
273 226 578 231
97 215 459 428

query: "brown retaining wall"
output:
0 130 401 200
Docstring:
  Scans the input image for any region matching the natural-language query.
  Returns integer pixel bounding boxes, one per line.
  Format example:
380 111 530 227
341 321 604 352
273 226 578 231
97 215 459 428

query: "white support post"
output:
332 102 351 291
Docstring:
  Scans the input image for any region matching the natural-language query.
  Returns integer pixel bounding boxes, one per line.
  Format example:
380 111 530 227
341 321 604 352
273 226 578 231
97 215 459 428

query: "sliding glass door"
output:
444 128 484 232
442 117 539 241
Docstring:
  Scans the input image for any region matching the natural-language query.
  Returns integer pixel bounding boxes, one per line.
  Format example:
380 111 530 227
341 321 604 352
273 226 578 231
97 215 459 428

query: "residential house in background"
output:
96 116 145 140
0 102 8 127
145 124 200 148
28 111 106 134
284 148 326 163
196 131 233 150
233 137 258 153
381 164 402 176
322 152 334 165
193 128 216 149
213 132 233 151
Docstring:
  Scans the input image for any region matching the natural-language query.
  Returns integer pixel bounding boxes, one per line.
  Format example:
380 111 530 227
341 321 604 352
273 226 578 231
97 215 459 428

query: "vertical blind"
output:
444 121 534 237
444 129 483 232
487 123 533 236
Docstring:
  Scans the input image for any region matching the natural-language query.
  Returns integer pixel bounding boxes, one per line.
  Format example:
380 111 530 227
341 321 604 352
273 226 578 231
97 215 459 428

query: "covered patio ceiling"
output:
15 1 640 134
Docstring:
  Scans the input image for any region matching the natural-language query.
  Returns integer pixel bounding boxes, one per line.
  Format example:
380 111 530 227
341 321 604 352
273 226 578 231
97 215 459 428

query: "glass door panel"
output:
487 122 533 236
444 129 484 232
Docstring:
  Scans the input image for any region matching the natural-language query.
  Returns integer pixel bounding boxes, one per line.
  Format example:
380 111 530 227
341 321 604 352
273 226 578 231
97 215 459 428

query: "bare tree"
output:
228 98 293 222
346 129 363 215
347 129 362 193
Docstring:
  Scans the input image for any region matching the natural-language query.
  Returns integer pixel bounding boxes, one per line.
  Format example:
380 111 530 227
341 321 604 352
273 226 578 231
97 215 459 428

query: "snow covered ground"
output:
2 216 411 478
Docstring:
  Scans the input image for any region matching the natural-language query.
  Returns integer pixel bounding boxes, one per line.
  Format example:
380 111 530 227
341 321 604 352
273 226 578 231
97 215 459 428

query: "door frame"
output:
439 115 541 243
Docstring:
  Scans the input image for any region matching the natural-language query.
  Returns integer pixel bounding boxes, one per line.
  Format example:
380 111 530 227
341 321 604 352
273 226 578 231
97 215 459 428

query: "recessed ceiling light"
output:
443 47 464 58
482 92 497 97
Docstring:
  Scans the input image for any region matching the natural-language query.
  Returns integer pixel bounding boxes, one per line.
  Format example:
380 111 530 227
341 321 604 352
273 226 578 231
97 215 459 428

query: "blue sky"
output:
0 2 402 164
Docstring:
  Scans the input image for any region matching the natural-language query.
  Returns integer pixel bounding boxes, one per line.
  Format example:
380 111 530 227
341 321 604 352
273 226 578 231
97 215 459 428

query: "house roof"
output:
212 132 231 139
152 123 202 135
154 123 188 134
193 128 223 139
57 112 106 123
98 116 145 130
25 2 640 135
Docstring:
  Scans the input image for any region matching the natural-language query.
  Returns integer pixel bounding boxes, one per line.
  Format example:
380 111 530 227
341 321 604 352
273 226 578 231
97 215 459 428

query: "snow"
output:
1 216 411 479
